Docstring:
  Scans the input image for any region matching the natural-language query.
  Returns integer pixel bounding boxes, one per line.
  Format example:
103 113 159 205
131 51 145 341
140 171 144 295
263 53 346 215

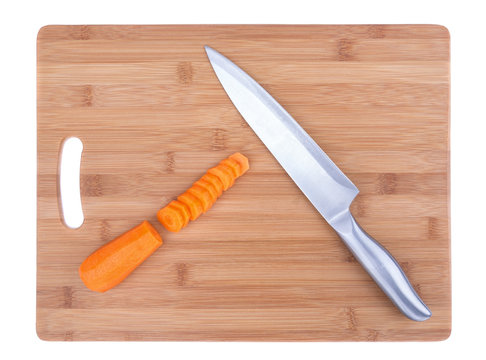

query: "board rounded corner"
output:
37 25 55 42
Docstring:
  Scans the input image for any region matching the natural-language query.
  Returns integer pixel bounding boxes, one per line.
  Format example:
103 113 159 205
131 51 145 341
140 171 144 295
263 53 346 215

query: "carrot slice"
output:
157 203 185 232
178 192 203 220
208 166 232 191
202 173 224 197
219 158 241 178
194 179 218 203
187 184 213 212
79 221 163 292
229 153 249 175
170 200 191 227
217 164 235 187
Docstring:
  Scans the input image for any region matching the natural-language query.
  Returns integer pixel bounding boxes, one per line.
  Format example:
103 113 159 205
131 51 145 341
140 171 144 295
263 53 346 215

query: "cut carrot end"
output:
79 221 162 292
157 203 185 232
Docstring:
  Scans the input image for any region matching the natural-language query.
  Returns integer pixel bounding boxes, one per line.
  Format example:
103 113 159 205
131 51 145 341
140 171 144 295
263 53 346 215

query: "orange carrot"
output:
79 221 162 292
158 153 250 232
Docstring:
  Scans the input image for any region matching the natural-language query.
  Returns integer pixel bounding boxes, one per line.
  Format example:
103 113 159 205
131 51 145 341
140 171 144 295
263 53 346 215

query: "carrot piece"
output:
187 184 213 212
157 201 186 232
208 166 233 190
79 221 163 292
229 153 250 175
170 200 191 227
202 173 224 197
178 192 204 220
219 158 241 178
217 164 236 187
194 179 218 203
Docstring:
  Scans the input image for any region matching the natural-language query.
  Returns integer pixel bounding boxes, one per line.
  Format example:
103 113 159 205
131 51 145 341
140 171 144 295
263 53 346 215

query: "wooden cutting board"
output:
37 25 450 341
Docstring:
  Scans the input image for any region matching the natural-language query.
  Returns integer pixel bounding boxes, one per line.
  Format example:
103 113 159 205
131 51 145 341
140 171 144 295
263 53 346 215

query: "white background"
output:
1 0 485 358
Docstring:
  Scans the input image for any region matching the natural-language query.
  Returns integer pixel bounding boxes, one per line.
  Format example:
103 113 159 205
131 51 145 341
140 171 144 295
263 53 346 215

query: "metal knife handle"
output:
331 209 431 321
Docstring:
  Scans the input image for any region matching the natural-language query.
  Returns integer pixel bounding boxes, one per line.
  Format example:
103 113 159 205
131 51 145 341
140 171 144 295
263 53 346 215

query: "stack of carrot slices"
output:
157 152 249 232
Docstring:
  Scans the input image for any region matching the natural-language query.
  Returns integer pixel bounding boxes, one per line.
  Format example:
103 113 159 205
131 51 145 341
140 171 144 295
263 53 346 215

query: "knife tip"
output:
204 45 217 57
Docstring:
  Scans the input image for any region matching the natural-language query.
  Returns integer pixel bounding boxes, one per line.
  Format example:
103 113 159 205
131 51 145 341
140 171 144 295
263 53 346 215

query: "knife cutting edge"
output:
204 46 431 321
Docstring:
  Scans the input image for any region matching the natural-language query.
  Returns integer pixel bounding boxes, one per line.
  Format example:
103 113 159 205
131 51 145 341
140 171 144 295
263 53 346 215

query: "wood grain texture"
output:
37 25 450 341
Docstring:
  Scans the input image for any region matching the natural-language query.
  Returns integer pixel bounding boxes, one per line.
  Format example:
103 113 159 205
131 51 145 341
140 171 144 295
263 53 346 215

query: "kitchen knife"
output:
205 46 432 321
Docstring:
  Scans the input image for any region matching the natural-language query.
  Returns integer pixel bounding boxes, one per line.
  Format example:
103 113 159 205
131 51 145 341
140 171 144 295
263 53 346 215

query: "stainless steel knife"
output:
205 46 432 321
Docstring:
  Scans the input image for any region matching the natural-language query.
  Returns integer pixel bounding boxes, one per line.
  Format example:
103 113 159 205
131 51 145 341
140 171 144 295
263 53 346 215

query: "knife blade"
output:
205 46 431 321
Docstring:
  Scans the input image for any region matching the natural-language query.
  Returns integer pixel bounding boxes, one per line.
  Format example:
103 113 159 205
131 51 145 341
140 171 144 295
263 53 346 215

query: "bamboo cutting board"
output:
37 25 450 341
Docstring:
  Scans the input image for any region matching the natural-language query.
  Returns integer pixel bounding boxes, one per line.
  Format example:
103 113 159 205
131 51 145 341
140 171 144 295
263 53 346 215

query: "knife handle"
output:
332 209 431 321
